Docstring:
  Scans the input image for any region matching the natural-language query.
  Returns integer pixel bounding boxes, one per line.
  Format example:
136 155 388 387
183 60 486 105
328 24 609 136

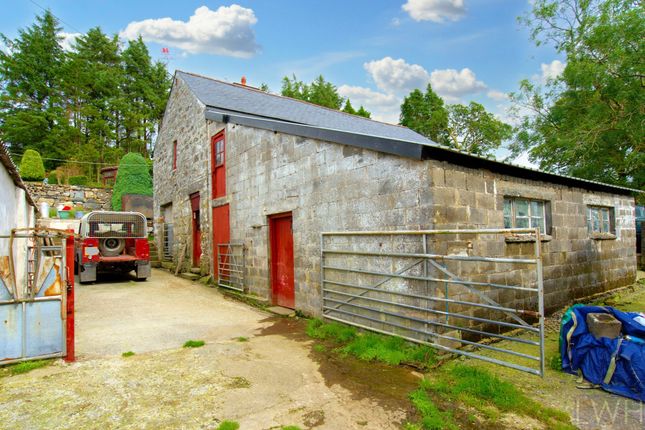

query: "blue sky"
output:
1 0 564 133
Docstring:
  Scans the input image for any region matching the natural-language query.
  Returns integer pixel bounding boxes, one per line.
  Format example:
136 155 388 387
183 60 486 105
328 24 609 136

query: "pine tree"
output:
356 106 371 118
342 100 356 115
0 10 70 165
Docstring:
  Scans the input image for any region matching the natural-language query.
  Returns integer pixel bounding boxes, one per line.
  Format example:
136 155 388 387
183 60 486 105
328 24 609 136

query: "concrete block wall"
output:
224 124 433 315
427 161 636 314
154 75 636 322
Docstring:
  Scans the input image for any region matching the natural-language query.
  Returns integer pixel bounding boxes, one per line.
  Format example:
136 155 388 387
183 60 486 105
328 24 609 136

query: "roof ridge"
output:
175 70 410 130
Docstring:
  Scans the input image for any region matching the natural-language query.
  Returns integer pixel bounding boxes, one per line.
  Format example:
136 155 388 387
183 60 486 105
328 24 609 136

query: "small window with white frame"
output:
503 197 548 234
587 206 614 235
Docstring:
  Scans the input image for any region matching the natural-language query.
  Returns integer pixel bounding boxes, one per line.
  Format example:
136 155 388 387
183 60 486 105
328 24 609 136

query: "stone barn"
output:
153 71 638 317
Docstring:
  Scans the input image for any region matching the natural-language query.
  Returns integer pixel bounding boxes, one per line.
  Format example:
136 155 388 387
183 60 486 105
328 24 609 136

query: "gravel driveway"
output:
0 269 416 430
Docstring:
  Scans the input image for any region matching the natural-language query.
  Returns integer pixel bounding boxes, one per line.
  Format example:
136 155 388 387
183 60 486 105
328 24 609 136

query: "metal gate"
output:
1 229 72 364
217 243 245 292
321 228 545 376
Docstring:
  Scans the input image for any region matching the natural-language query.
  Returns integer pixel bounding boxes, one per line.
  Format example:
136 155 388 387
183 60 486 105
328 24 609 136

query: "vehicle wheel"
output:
99 238 125 256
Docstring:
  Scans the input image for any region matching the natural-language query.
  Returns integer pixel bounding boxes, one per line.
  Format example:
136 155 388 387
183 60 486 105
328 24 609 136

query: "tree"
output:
0 11 70 165
510 0 644 191
399 84 449 145
19 148 45 181
400 85 511 155
280 74 371 117
342 99 356 115
111 152 152 211
63 27 122 181
356 106 371 119
308 75 343 109
447 102 513 156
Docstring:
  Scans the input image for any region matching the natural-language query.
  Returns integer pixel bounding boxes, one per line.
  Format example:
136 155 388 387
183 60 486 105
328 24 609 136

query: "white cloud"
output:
364 56 431 95
486 89 509 101
429 68 486 102
338 85 401 123
59 32 81 51
402 0 466 23
119 5 258 57
341 57 488 124
533 60 566 83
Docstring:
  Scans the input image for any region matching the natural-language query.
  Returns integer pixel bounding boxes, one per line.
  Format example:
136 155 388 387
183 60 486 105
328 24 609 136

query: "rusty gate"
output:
1 229 74 365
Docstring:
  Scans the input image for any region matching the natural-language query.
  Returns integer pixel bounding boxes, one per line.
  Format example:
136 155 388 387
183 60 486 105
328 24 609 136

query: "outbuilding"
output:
0 143 36 289
153 71 637 316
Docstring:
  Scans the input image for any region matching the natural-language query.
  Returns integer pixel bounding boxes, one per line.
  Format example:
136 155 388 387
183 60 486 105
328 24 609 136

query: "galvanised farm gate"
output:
320 228 546 376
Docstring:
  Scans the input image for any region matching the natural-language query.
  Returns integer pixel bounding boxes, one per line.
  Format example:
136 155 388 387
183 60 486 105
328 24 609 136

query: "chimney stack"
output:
241 76 247 86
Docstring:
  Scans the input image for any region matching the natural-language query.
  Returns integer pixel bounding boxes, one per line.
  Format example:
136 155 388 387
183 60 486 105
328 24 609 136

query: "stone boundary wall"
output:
25 182 113 215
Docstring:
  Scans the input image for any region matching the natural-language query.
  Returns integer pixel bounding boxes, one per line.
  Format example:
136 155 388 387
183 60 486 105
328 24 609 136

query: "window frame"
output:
172 140 178 171
503 197 550 235
587 205 615 235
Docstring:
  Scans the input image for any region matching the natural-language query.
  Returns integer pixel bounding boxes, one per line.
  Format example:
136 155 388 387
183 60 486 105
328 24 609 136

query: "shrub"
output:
68 175 88 186
19 149 45 181
111 153 153 211
47 171 58 184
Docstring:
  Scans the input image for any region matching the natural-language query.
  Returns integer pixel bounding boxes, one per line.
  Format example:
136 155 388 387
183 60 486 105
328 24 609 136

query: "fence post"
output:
65 231 75 362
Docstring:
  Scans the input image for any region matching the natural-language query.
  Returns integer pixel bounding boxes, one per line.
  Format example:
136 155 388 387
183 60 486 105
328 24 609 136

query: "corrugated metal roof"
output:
177 70 431 145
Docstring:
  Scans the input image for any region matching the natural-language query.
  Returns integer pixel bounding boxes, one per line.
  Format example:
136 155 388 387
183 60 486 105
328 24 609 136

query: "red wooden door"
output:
190 192 201 266
211 132 226 198
269 213 295 308
212 204 230 278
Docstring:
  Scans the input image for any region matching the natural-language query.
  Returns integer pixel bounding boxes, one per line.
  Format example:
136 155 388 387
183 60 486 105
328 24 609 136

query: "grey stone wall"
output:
154 74 636 318
153 76 215 274
25 182 112 214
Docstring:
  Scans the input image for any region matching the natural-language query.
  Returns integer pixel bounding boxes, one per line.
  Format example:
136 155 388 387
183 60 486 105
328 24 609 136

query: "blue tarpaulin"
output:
560 305 645 402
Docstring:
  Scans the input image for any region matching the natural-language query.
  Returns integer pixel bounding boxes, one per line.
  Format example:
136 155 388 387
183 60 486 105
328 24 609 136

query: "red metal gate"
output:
269 213 295 308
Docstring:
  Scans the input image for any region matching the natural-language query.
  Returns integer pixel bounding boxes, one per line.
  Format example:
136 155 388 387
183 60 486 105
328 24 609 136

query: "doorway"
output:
190 192 201 267
269 212 295 308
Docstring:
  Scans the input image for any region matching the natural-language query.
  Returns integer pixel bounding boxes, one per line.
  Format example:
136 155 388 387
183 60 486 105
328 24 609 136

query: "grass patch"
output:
216 421 239 430
548 354 562 371
2 359 52 376
313 343 326 353
306 318 436 369
183 340 205 348
122 351 135 357
405 385 458 430
407 363 574 429
281 426 303 430
235 336 249 342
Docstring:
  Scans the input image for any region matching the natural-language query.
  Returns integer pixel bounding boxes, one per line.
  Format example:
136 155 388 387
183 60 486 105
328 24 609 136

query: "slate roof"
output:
177 70 431 145
175 70 640 196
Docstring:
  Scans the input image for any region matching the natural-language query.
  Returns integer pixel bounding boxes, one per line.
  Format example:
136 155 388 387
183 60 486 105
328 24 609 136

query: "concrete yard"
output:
0 269 417 430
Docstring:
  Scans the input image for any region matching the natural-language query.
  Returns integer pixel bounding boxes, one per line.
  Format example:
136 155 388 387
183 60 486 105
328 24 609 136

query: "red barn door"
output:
212 204 230 279
269 213 295 308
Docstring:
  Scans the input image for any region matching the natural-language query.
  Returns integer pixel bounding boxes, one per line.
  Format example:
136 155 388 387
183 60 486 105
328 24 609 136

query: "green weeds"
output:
235 337 249 342
121 351 135 357
216 421 239 430
2 359 53 376
183 340 205 348
306 318 436 369
405 363 574 429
